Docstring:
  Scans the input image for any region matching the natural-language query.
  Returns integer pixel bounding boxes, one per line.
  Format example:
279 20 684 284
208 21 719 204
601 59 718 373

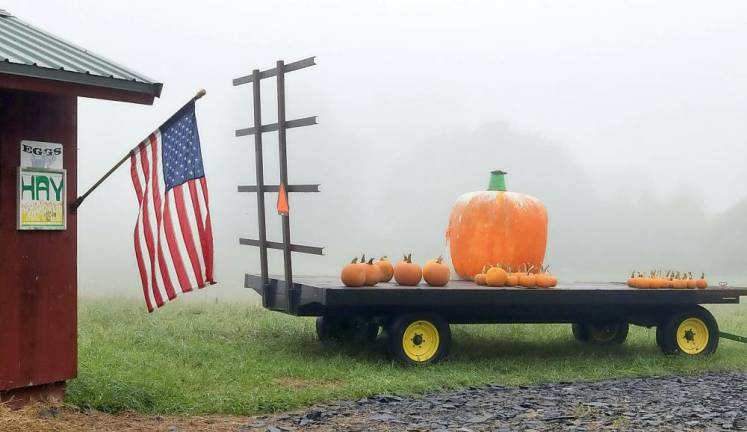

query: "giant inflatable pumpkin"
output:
447 171 548 280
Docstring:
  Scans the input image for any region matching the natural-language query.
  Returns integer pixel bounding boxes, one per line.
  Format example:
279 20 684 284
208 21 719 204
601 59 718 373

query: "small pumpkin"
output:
686 272 696 289
341 257 366 287
695 273 708 289
672 272 687 289
519 271 537 288
423 256 450 287
627 272 636 288
505 266 519 287
636 273 651 289
362 257 382 286
375 256 394 282
536 266 556 288
485 265 508 287
394 253 422 286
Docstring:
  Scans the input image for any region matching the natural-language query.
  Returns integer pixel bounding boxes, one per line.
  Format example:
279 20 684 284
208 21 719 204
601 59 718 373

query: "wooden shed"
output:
0 9 161 403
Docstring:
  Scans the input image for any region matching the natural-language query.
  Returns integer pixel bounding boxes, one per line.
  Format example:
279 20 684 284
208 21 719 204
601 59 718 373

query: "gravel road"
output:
246 372 747 431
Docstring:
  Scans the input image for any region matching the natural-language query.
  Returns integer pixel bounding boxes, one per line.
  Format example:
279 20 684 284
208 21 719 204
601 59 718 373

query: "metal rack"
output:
234 57 323 313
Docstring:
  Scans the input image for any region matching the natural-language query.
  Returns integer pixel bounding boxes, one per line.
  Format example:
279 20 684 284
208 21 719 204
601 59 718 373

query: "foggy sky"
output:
5 1 747 300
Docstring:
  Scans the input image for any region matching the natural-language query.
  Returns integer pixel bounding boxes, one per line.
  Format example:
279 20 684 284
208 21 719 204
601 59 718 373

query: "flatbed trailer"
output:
246 275 747 364
235 57 747 365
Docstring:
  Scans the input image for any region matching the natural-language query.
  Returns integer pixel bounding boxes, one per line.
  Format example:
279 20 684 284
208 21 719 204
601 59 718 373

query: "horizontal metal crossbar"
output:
235 116 317 137
233 56 316 86
239 238 324 255
237 184 320 193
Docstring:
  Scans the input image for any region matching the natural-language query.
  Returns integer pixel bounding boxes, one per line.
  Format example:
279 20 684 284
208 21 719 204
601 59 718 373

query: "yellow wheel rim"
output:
402 320 440 362
676 318 710 355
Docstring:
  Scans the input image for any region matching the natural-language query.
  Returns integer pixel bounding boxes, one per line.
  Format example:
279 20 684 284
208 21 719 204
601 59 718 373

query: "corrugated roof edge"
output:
0 10 162 98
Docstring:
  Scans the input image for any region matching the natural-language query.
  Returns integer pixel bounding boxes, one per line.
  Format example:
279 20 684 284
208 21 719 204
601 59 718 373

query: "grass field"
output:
67 300 747 416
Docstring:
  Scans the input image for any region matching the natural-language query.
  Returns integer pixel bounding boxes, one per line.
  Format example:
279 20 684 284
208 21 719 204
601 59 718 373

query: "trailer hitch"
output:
719 331 747 344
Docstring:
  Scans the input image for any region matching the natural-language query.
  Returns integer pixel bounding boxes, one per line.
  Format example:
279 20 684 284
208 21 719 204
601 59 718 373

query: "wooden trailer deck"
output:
246 275 747 324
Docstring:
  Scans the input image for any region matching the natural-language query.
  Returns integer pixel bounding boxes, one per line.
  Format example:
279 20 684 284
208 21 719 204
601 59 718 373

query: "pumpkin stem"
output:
351 257 359 264
436 256 443 264
488 170 508 191
406 253 412 263
367 258 375 265
361 254 366 263
701 272 705 279
380 256 388 261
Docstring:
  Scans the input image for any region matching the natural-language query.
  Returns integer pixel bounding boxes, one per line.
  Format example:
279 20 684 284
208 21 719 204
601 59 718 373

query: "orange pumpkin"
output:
505 268 519 287
696 273 708 289
447 171 548 280
485 266 508 287
341 258 366 287
536 266 556 288
394 253 422 286
636 273 651 289
423 256 450 287
519 272 536 288
686 273 696 289
474 273 487 286
627 272 636 288
363 258 382 286
375 256 394 282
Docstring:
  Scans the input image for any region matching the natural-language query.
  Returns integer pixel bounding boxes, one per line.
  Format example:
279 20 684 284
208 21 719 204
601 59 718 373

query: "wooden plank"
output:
239 238 324 255
233 56 316 86
235 116 316 137
237 184 319 193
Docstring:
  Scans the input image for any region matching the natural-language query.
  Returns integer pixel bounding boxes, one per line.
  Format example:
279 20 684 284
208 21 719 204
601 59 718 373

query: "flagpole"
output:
69 89 206 213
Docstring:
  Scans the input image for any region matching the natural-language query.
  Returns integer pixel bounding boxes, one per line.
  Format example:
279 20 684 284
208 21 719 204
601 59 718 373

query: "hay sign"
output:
18 140 66 230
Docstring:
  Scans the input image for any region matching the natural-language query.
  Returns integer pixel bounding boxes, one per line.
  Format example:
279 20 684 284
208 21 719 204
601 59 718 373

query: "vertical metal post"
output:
276 60 295 312
252 69 270 307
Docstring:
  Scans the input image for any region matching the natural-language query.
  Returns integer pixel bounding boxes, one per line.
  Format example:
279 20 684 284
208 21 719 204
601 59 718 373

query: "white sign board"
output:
17 167 67 230
20 140 63 169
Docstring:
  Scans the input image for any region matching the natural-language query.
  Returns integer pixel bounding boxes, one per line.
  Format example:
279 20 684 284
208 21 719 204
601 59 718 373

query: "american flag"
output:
130 101 214 312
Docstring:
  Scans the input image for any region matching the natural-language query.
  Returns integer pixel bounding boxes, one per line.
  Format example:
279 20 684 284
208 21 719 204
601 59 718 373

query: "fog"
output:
7 1 747 301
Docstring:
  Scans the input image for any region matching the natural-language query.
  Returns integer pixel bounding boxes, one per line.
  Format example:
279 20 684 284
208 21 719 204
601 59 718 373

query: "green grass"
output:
67 300 747 416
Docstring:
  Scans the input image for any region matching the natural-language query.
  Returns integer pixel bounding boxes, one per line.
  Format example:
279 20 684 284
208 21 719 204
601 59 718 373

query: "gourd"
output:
696 273 708 289
627 272 637 288
636 273 651 289
519 268 537 288
485 265 508 287
447 171 548 280
474 266 488 286
362 257 382 286
686 273 696 289
423 256 450 287
505 266 519 287
375 257 394 282
536 266 557 288
394 253 422 286
341 258 366 287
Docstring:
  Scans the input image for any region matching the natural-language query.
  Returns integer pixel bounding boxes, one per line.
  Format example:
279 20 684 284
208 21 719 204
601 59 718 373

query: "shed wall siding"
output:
0 89 77 390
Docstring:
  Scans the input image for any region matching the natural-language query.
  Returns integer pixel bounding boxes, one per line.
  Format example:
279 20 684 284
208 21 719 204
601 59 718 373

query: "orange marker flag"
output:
277 182 289 215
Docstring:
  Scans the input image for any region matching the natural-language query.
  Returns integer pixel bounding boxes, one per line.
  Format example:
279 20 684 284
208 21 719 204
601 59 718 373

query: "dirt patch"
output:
272 377 341 390
0 403 249 432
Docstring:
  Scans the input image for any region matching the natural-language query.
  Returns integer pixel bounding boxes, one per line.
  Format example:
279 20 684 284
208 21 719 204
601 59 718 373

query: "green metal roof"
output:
0 9 162 98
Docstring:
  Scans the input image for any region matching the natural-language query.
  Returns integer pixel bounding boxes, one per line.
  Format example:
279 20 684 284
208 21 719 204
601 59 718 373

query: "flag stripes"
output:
130 117 214 311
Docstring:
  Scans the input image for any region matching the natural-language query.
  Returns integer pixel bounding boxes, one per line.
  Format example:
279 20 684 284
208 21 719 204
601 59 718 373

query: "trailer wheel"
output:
659 306 719 356
572 322 629 345
386 313 450 365
316 316 378 343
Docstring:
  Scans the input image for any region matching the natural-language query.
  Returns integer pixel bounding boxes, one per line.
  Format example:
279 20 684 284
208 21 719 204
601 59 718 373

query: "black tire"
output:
316 316 379 343
659 306 719 356
656 325 664 348
316 316 333 342
386 313 451 365
572 322 629 345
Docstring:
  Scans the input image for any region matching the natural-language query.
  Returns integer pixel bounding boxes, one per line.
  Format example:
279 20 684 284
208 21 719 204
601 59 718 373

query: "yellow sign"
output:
17 167 66 230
